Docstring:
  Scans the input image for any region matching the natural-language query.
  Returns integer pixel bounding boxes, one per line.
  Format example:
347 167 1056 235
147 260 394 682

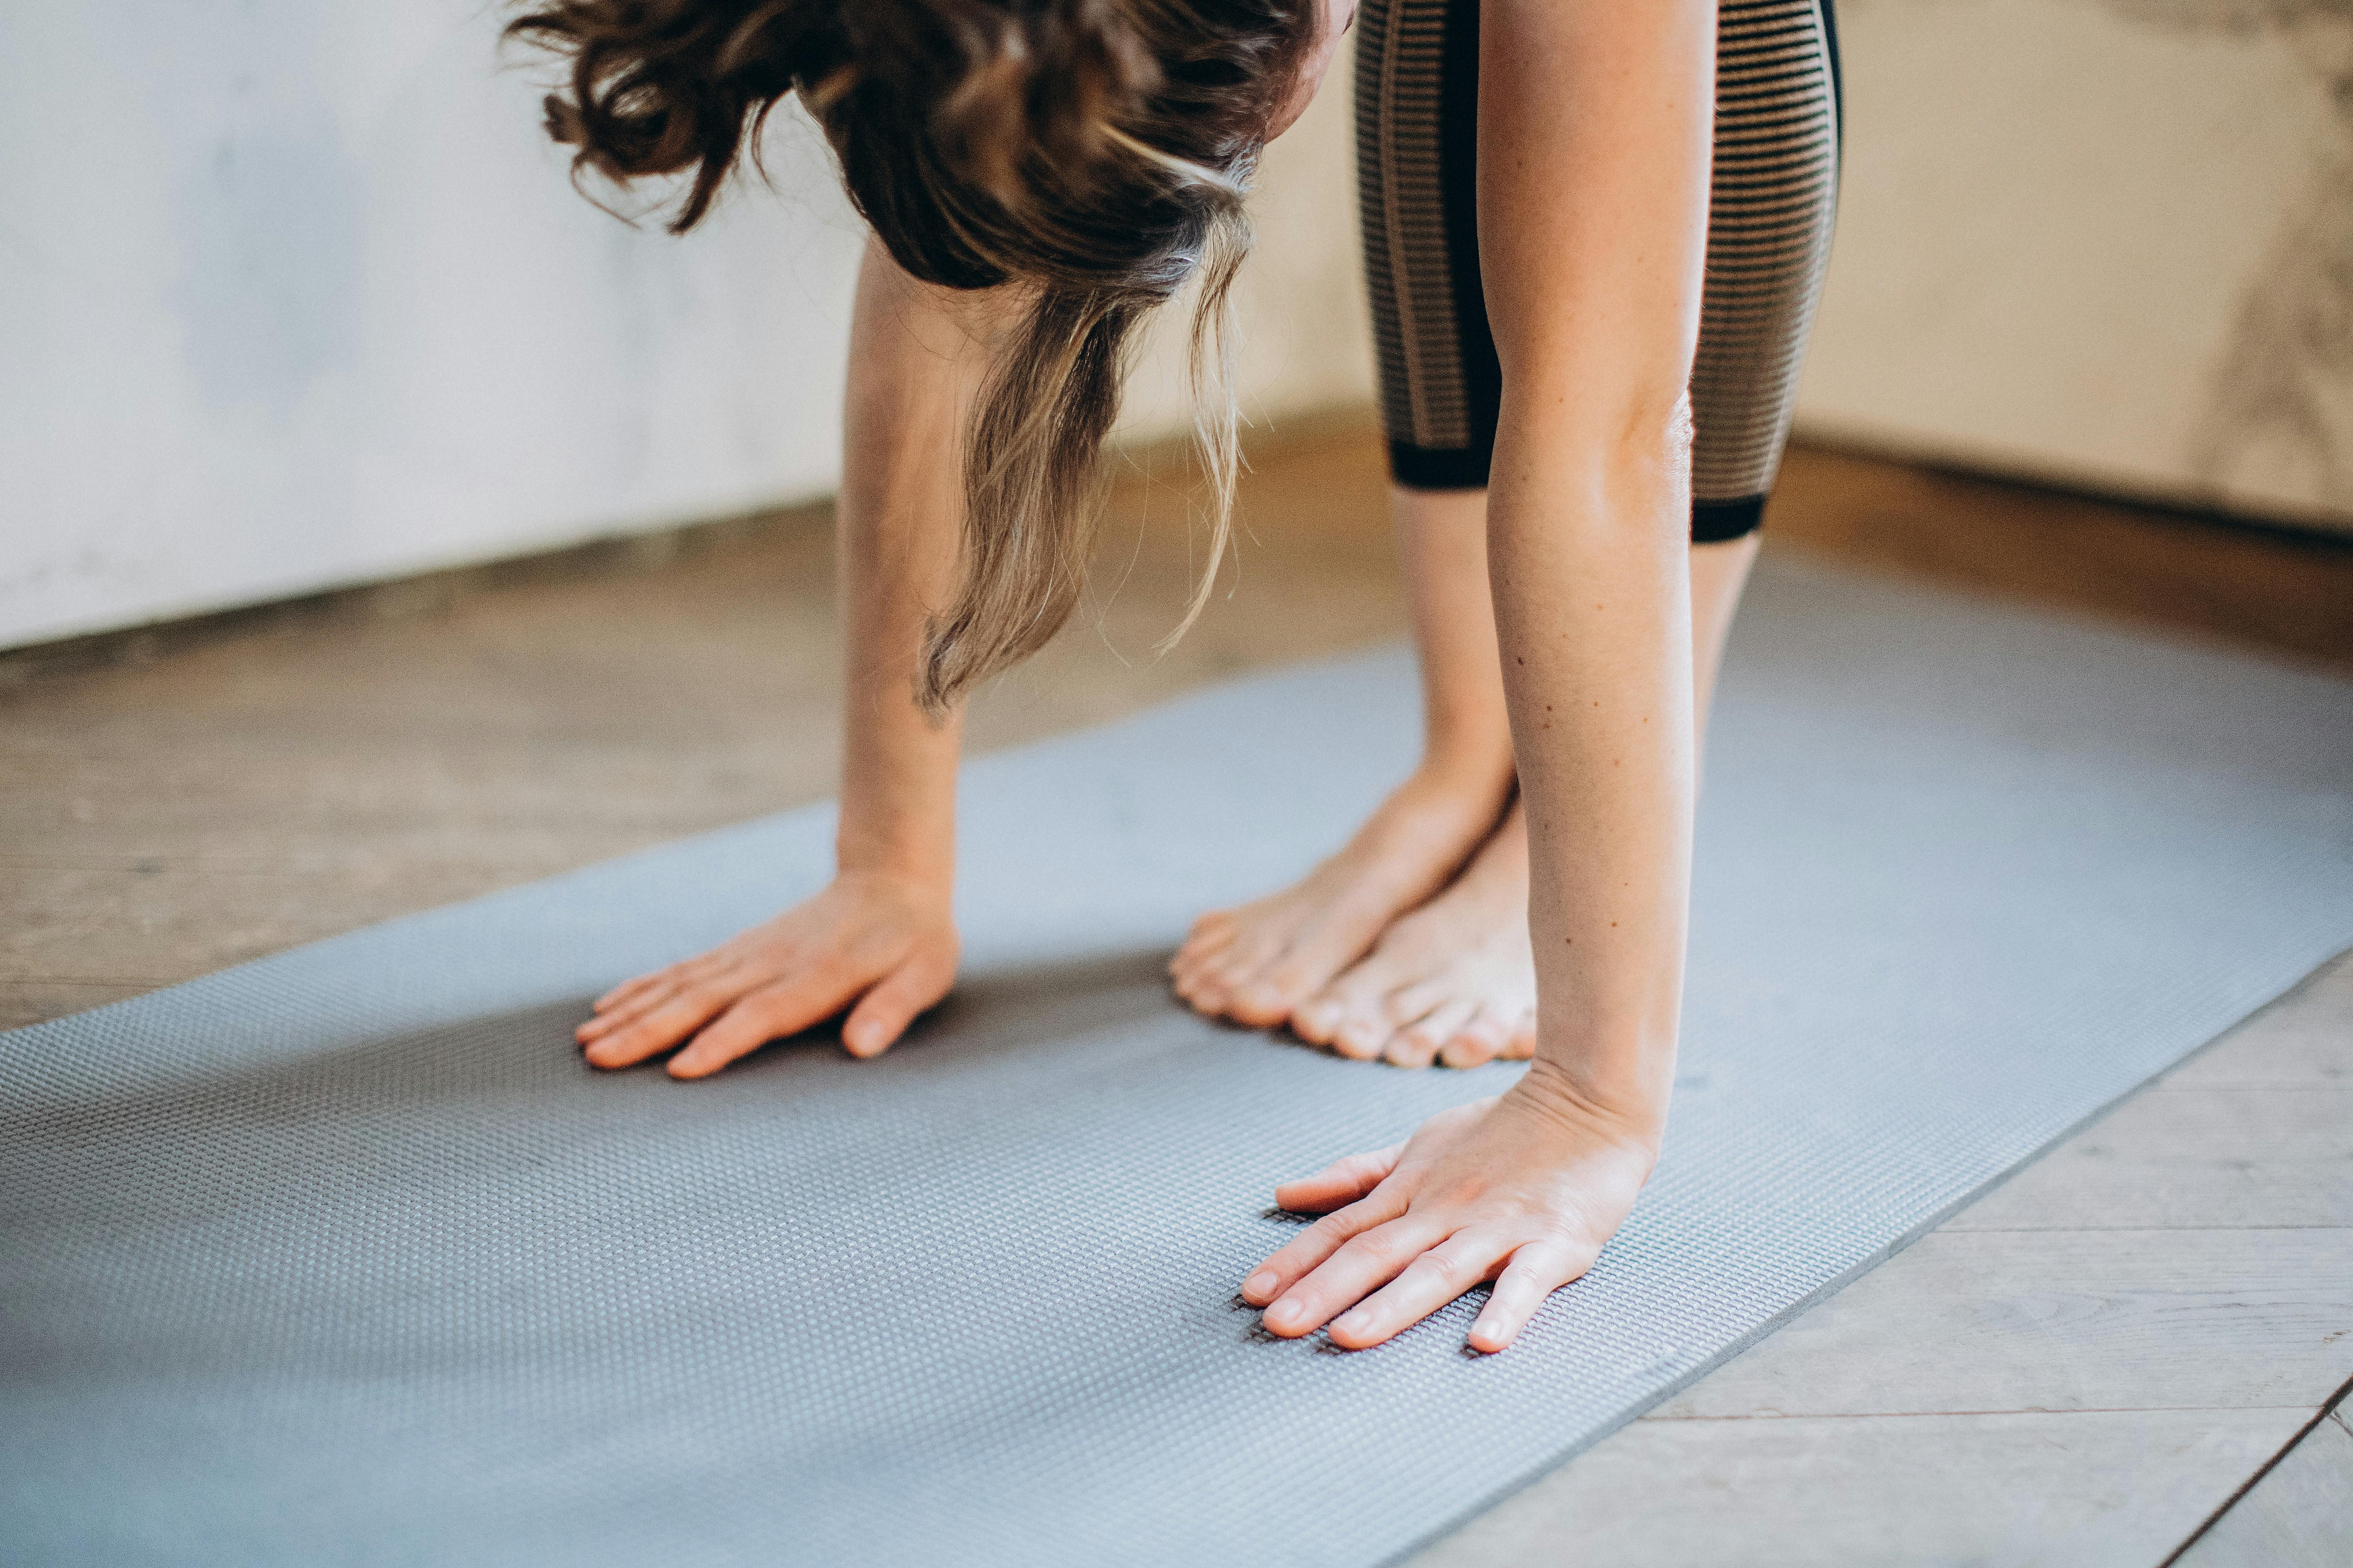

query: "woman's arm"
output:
1240 0 1716 1349
575 239 997 1075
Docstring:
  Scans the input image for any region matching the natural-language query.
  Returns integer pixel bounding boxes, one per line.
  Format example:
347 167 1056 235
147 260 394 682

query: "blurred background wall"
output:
0 0 1366 652
3 0 2346 654
1802 0 2353 533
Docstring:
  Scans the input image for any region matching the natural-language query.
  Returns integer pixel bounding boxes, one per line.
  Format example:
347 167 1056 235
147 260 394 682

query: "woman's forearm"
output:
833 240 997 887
572 239 988 1074
1488 415 1695 1132
1480 0 1716 1130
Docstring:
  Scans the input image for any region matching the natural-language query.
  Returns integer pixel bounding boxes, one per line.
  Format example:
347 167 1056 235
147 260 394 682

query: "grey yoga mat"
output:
5 555 2352 1567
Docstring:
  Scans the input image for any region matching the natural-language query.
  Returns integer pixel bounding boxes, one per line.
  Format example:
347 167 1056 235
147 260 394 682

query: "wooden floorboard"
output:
1411 1407 2307 1568
5 415 2348 1560
1940 1086 2353 1232
1414 952 2353 1566
2175 1404 2353 1568
1655 1227 2353 1417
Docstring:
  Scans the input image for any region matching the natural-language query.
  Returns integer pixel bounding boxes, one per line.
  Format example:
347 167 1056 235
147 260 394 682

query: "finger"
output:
666 967 860 1079
1465 1240 1588 1354
1327 1229 1506 1349
1259 1215 1449 1339
581 982 742 1069
1269 1142 1405 1217
841 959 952 1059
1437 1006 1512 1070
1386 999 1475 1069
578 972 699 1042
594 968 677 1013
1240 1185 1407 1308
594 952 723 1013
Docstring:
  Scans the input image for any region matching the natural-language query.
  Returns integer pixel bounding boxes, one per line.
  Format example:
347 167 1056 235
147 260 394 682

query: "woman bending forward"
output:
521 0 1839 1351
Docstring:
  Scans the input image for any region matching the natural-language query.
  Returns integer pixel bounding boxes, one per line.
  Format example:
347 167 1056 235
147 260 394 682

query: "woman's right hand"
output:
574 869 961 1078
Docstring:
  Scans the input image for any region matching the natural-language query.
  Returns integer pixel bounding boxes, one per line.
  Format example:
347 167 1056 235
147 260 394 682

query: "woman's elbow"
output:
1497 377 1694 480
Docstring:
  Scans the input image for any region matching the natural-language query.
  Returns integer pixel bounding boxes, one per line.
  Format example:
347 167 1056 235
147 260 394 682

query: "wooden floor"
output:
4 416 2348 1562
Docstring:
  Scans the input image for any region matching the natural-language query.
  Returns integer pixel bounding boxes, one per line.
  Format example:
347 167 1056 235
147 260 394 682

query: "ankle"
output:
1356 768 1511 875
1392 753 1513 830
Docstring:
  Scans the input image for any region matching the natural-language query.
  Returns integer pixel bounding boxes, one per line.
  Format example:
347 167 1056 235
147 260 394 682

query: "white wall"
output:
0 2 1370 651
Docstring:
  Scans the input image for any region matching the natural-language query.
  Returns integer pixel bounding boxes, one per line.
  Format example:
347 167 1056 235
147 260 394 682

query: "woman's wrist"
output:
834 821 956 896
1509 1052 1671 1153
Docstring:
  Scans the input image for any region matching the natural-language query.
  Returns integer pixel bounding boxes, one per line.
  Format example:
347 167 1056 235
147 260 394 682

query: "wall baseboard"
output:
15 404 2344 691
0 501 831 691
0 405 1382 691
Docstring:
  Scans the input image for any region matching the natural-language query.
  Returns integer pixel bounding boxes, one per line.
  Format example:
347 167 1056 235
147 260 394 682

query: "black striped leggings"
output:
1355 0 1842 541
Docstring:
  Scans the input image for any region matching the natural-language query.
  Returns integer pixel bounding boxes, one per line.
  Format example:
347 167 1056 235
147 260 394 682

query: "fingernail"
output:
1244 1270 1279 1299
1336 1309 1370 1336
1265 1300 1303 1330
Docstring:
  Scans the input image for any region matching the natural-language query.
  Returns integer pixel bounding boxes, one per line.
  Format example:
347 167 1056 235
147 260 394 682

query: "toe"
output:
1183 951 1254 1012
1291 988 1345 1045
1184 907 1240 945
1315 969 1398 1058
1173 922 1236 970
1384 998 1472 1070
1328 1004 1393 1060
1380 978 1451 1030
1224 972 1301 1028
1227 993 1285 1028
1437 1006 1509 1068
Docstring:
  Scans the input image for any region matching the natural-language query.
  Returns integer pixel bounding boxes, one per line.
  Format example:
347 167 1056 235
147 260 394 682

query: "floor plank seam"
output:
1 976 190 989
1942 1224 2353 1234
2157 1371 2353 1566
1640 1405 2325 1424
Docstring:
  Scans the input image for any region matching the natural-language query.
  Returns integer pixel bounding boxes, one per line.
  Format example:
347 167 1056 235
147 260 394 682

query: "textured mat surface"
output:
5 557 2352 1567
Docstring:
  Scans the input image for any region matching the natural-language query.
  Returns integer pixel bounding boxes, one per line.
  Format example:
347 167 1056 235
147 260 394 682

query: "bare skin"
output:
579 0 1723 1357
1242 0 1721 1351
576 0 1369 1076
1174 508 1756 1059
576 241 997 1075
1169 486 1516 1029
1268 529 1759 1070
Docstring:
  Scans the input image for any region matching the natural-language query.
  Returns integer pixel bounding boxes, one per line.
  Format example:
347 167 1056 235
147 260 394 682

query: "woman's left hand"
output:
1239 1061 1660 1353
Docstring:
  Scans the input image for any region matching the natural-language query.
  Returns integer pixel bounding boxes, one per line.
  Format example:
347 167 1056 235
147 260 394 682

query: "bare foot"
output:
1169 764 1510 1028
1290 805 1536 1068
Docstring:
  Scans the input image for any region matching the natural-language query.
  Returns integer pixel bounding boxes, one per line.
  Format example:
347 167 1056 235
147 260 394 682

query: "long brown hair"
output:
507 0 1318 709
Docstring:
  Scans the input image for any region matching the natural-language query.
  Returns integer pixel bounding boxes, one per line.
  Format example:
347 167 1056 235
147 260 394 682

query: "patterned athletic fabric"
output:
1355 0 1842 541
